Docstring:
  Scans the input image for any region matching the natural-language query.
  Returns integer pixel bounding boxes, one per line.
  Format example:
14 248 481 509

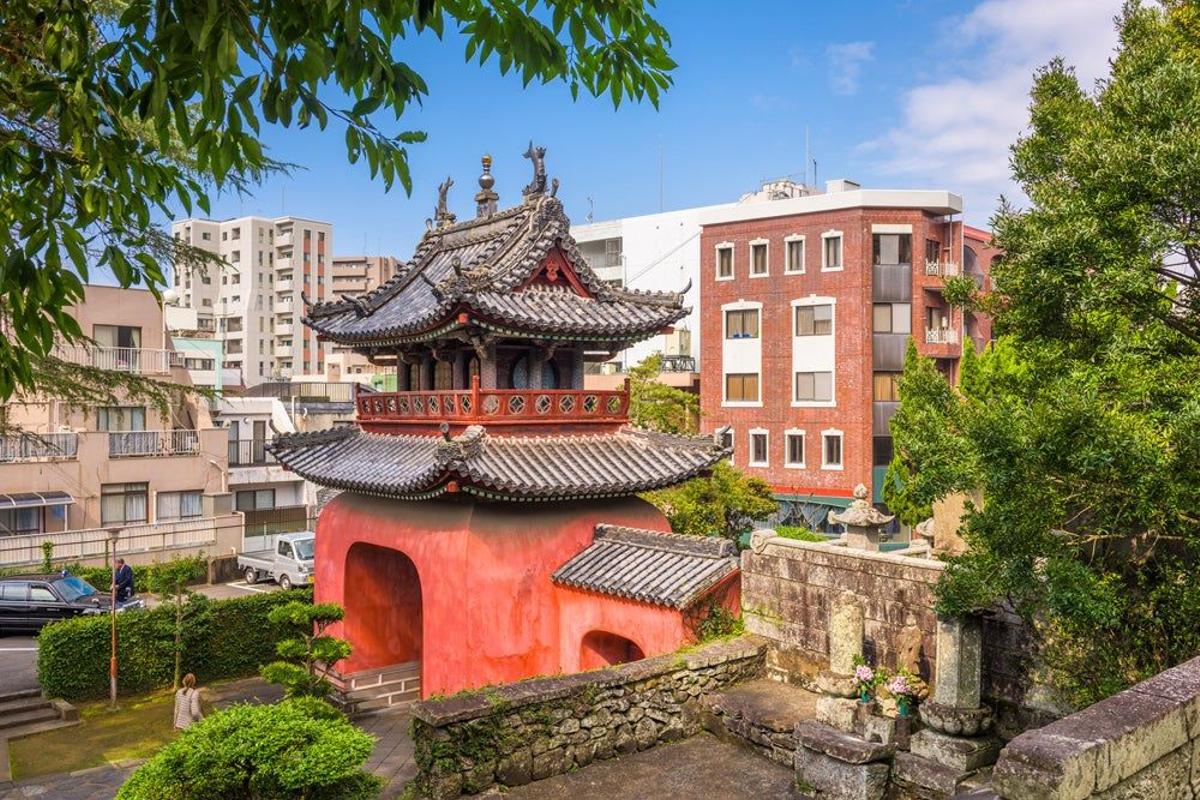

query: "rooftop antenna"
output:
586 196 595 224
812 158 819 190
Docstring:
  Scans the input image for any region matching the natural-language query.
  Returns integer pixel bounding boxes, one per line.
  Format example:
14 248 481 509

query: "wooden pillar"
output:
453 350 468 390
477 342 498 389
568 344 585 390
420 353 433 390
396 351 411 391
527 346 544 390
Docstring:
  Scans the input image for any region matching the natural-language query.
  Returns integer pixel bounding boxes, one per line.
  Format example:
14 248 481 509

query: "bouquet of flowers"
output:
886 672 917 717
853 659 877 703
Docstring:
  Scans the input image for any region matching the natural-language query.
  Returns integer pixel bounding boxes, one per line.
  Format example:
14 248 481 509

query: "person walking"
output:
173 673 204 730
112 558 134 602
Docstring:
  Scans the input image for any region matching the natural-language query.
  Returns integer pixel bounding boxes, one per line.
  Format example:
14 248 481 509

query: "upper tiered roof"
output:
303 150 688 349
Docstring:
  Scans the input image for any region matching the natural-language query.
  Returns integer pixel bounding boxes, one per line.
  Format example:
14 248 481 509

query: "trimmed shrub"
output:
37 588 312 701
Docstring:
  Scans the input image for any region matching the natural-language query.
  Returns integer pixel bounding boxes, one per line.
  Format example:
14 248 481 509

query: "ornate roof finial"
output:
434 176 457 229
522 141 548 197
475 154 498 218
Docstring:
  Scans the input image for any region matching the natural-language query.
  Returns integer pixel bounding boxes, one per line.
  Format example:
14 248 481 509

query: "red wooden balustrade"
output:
356 376 631 427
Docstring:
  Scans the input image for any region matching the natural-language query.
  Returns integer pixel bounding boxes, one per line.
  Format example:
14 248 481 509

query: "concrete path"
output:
0 638 39 697
491 734 805 800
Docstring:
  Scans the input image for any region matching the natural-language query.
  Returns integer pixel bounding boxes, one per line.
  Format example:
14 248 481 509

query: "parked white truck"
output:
237 531 315 590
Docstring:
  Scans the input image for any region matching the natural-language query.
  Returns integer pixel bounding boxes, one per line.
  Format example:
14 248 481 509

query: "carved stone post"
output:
815 591 866 732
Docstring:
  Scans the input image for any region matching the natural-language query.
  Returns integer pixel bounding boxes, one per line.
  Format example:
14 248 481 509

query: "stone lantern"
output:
828 484 895 551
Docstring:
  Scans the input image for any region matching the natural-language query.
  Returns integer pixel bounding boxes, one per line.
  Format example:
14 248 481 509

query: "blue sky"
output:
188 0 1122 259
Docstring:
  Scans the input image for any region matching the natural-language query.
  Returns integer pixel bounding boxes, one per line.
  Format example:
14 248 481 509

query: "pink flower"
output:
888 675 911 696
855 665 874 683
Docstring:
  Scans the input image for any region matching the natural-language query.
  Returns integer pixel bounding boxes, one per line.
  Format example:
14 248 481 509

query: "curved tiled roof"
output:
302 194 686 345
552 525 739 609
265 425 730 502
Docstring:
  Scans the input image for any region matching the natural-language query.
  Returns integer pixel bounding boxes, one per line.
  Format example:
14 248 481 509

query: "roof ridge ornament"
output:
475 154 499 218
522 141 548 197
434 176 457 229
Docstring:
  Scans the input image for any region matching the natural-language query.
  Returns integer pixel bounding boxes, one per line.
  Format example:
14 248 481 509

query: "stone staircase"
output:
326 662 421 716
0 689 78 738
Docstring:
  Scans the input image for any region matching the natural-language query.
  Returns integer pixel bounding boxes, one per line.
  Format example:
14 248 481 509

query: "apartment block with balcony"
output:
698 181 996 531
0 286 241 567
170 215 334 385
326 255 401 382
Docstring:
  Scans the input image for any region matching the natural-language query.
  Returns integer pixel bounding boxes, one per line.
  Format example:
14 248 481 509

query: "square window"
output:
872 303 911 334
873 372 902 402
750 432 768 466
786 239 805 273
786 432 805 467
822 433 843 469
750 242 768 276
717 246 734 279
795 304 833 336
795 371 833 403
725 308 760 339
822 235 843 270
725 373 759 403
873 233 912 266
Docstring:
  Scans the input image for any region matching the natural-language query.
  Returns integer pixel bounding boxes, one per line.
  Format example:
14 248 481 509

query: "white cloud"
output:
826 41 875 96
860 0 1122 222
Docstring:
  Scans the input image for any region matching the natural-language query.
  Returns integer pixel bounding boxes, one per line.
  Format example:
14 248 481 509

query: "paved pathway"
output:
358 709 417 798
0 638 38 697
490 734 804 800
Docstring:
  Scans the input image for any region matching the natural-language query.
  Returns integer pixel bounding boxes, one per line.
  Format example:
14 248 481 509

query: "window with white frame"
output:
716 245 734 280
750 240 769 277
749 429 768 466
822 430 844 470
795 371 833 402
785 236 805 274
724 308 760 339
725 373 759 403
785 430 806 468
822 232 843 271
794 304 833 336
156 490 203 521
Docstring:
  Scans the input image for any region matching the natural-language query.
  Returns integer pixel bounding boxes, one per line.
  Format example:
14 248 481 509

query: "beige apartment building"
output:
0 286 240 567
327 255 400 381
171 215 334 384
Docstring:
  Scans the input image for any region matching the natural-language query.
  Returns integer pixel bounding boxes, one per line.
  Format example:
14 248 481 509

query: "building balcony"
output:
277 279 294 293
275 258 292 272
925 328 960 345
276 230 293 248
108 430 201 458
924 260 960 277
272 342 294 357
276 299 294 314
228 438 275 466
275 322 294 336
356 379 631 430
54 345 181 375
0 433 78 463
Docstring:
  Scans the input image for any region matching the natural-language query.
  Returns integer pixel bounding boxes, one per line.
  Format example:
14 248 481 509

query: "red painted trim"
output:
518 247 593 298
768 483 856 498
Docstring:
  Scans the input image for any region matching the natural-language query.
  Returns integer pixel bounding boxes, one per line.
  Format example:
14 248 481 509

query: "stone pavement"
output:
358 709 417 798
490 734 806 800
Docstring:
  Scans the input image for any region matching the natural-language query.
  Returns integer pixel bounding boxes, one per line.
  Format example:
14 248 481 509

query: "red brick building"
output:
698 182 998 527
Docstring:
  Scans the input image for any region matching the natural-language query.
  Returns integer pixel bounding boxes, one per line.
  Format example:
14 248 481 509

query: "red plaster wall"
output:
579 631 646 669
344 543 423 667
699 208 995 500
315 493 696 697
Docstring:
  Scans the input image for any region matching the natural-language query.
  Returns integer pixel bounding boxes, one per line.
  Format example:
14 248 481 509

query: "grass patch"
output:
9 689 191 779
774 526 826 542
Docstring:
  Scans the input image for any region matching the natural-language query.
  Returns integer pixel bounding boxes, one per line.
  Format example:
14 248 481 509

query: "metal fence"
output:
108 430 200 458
228 439 274 466
55 346 181 374
0 517 219 567
0 433 79 463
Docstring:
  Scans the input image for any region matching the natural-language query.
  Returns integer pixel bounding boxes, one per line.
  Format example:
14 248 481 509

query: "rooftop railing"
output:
0 432 78 463
357 377 631 427
108 430 200 458
925 328 960 345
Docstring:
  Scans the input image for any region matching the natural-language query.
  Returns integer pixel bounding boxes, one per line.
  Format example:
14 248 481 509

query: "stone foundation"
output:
408 636 766 798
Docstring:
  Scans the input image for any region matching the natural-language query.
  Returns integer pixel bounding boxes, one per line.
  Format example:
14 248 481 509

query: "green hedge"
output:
37 588 312 701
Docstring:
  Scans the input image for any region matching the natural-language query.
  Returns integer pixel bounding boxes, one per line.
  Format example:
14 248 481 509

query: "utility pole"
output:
107 528 120 709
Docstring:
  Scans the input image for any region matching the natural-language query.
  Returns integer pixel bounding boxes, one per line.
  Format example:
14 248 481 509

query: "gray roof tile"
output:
552 525 739 609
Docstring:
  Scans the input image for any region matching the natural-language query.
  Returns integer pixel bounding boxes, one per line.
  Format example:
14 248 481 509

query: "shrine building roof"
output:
552 525 739 609
302 150 688 348
265 424 730 502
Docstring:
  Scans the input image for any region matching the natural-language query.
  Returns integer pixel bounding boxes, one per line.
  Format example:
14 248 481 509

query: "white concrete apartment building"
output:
171 215 334 385
570 179 820 376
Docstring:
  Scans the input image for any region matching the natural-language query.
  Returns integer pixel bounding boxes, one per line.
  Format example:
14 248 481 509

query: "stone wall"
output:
409 636 767 798
741 536 1045 737
992 653 1200 799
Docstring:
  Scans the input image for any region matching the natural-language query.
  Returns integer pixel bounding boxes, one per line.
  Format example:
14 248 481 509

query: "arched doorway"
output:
580 630 645 669
343 543 423 673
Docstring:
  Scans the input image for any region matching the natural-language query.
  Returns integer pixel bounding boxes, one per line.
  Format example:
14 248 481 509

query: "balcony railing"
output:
924 260 960 277
277 279 294 293
0 432 78 463
228 438 275 466
660 355 697 373
0 517 219 567
54 346 181 374
925 328 960 345
275 322 294 336
245 381 361 404
357 379 631 427
108 430 200 458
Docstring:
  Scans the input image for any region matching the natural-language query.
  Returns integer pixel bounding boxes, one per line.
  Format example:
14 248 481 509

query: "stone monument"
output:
815 591 866 732
829 485 895 551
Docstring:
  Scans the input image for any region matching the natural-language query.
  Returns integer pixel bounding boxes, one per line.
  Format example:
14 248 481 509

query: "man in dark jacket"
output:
113 558 134 602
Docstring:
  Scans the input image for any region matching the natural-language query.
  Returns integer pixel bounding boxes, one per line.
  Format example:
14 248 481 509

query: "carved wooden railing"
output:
356 377 631 426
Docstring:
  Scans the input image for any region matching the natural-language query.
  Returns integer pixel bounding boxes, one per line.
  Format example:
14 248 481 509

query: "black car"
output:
0 574 145 633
